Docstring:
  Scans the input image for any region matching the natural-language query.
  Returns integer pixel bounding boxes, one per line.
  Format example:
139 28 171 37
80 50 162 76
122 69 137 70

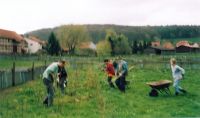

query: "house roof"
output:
0 29 23 42
162 42 175 50
176 40 191 47
151 41 160 47
176 40 199 48
29 36 46 45
191 43 199 48
79 42 96 50
151 41 175 51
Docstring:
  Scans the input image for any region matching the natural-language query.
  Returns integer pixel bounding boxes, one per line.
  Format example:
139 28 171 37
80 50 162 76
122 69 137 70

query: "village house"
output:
151 41 160 47
0 29 28 54
176 40 200 53
79 42 96 50
61 42 96 55
145 41 175 55
77 41 97 56
24 36 46 54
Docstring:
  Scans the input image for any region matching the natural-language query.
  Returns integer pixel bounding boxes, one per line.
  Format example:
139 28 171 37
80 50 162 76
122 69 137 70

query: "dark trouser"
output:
43 77 54 106
115 75 126 92
107 76 115 88
58 77 67 94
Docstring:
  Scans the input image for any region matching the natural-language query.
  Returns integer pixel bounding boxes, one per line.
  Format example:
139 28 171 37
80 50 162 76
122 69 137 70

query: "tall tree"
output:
96 40 111 56
56 25 90 54
106 29 131 55
114 34 131 55
47 32 61 56
105 29 117 55
138 42 144 54
132 40 138 54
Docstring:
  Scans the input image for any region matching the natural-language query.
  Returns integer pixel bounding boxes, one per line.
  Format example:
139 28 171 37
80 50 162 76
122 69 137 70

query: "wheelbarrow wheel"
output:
149 89 158 97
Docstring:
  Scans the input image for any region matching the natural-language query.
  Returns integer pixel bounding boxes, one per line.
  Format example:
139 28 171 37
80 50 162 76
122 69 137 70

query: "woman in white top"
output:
170 58 187 96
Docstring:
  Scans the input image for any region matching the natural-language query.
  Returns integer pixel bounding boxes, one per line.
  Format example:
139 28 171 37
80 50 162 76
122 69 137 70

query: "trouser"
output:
58 77 67 94
43 77 54 106
173 79 183 93
115 75 126 92
107 76 115 88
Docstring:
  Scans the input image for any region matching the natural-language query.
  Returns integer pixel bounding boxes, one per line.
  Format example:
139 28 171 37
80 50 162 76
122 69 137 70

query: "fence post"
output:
12 62 15 86
32 62 34 80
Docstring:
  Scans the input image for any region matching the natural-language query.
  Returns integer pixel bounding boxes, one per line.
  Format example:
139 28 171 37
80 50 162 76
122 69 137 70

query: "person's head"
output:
58 60 66 68
170 58 176 66
116 56 123 63
104 59 109 64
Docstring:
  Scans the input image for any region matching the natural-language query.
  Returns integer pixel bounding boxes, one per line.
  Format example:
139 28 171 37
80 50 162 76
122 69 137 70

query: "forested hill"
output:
25 25 200 43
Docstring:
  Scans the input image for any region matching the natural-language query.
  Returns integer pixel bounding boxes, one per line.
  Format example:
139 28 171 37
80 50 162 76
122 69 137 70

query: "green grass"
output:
0 59 48 69
0 61 200 118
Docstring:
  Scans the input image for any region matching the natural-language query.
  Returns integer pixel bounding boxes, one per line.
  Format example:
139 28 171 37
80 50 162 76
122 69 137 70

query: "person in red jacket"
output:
104 59 115 88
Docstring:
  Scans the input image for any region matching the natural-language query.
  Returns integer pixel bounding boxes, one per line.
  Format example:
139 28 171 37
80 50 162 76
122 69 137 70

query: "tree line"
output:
46 25 152 56
26 25 200 55
27 25 200 42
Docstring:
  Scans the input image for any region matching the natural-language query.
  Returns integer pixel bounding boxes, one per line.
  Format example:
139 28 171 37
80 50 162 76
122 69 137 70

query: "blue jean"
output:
43 76 54 106
173 79 183 93
115 75 126 92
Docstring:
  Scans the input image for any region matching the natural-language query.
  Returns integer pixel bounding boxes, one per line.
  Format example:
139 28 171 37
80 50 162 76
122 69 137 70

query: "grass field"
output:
0 58 200 118
0 59 46 69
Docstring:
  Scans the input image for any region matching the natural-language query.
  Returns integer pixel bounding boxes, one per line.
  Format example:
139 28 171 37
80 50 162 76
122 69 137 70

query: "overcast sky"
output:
0 0 200 34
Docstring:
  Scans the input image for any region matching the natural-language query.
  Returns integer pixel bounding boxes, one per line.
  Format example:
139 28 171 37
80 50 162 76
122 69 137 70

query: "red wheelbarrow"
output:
146 80 172 97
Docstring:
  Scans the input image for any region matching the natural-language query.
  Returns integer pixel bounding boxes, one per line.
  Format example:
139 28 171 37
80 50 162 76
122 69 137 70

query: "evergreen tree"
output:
132 40 138 54
47 32 61 56
138 42 144 54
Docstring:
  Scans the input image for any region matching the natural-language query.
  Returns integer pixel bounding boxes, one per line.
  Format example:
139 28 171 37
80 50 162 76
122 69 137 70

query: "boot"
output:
180 89 187 93
175 92 179 96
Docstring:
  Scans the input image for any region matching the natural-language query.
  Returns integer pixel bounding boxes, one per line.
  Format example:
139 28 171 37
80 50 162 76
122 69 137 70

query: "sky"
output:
0 0 200 34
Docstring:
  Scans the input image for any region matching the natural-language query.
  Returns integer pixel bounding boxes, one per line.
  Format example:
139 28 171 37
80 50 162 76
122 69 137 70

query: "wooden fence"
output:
0 62 46 90
1 57 200 90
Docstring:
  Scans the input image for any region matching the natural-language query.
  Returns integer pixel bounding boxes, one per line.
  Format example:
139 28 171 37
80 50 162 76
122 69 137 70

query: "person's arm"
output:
177 65 185 74
121 63 128 75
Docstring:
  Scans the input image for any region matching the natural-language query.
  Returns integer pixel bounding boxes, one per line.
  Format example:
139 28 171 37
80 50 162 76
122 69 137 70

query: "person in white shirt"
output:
170 58 187 96
42 60 66 106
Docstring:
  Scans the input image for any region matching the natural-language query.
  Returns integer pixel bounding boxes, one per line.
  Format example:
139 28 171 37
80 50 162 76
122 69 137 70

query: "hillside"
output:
25 25 200 43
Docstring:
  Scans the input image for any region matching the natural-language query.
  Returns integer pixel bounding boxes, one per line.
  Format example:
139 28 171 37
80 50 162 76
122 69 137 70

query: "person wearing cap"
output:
104 59 116 88
42 60 66 107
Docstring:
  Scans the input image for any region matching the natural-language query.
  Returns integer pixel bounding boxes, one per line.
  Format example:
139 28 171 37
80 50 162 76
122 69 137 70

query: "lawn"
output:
0 59 200 118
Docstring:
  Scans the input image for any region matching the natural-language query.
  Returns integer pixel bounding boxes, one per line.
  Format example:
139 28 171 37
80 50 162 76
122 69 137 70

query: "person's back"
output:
43 62 59 80
118 60 128 76
171 64 185 80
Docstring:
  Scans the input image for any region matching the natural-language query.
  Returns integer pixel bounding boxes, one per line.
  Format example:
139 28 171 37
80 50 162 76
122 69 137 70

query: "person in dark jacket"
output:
115 57 128 92
57 66 68 94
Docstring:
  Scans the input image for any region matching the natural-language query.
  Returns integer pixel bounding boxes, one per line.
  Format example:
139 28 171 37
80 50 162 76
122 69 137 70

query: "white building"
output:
25 36 44 54
79 42 96 50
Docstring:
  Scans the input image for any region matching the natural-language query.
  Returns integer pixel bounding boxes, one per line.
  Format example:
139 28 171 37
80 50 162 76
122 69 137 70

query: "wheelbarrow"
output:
146 80 172 97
